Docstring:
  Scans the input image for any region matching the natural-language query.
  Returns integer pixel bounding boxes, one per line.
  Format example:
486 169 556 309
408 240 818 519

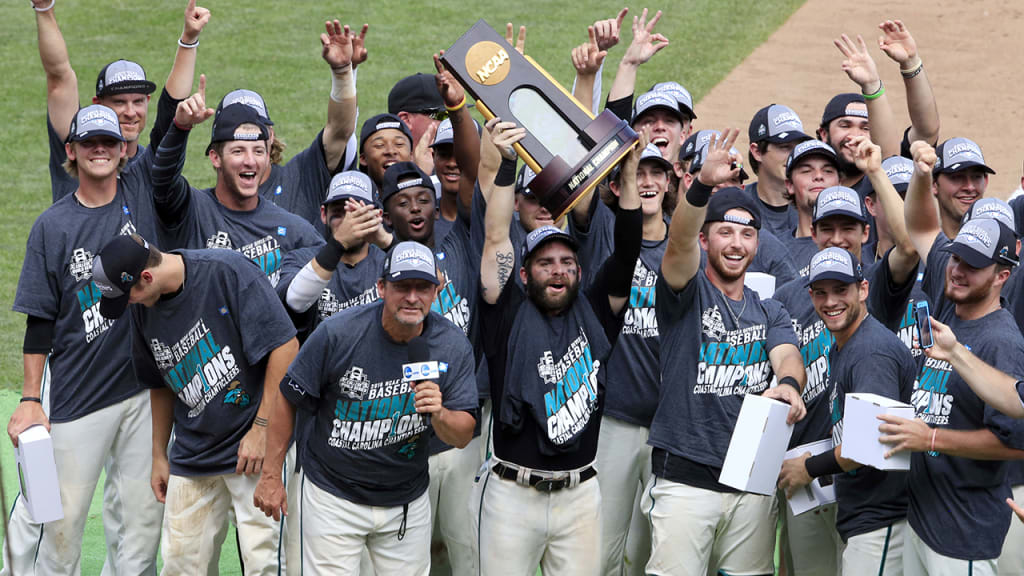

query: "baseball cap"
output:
785 140 838 179
323 171 376 207
612 143 673 182
382 241 440 285
632 90 685 126
379 161 433 206
748 104 810 144
95 60 156 98
813 186 869 224
516 165 537 195
704 187 762 230
217 89 273 125
934 137 995 175
67 105 125 143
522 225 579 261
388 73 444 115
820 93 867 128
359 113 414 152
881 155 914 194
206 104 269 154
806 247 864 287
963 197 1016 231
939 218 1019 268
687 131 749 181
430 117 481 148
651 81 696 119
92 235 151 319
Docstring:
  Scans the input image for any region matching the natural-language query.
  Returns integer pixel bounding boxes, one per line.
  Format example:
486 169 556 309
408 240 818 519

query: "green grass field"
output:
0 1 803 572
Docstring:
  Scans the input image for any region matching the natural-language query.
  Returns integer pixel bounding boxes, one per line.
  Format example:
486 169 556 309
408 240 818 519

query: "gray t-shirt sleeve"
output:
13 224 59 319
763 298 800 351
235 262 298 366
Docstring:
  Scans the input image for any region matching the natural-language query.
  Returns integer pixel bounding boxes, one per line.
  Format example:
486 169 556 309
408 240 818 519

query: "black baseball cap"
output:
704 187 761 230
934 137 995 175
67 105 125 143
388 73 444 115
940 218 1019 268
382 241 440 285
206 104 269 155
92 235 151 319
820 93 867 128
516 164 537 195
806 247 864 287
359 113 414 153
379 161 433 206
217 89 273 126
522 225 579 261
748 104 810 144
95 60 156 98
786 140 838 179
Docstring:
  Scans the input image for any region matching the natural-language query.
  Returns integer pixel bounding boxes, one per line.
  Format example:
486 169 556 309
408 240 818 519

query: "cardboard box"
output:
15 425 63 523
841 392 915 471
784 438 837 515
719 394 794 495
744 272 776 300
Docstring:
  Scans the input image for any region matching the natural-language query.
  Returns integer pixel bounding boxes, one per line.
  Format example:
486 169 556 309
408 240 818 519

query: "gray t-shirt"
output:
827 315 916 541
282 302 477 506
276 245 385 330
744 181 798 238
260 130 339 228
130 249 296 476
780 234 819 279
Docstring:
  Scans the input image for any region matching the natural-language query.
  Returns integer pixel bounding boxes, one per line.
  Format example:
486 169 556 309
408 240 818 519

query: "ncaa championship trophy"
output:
441 20 639 221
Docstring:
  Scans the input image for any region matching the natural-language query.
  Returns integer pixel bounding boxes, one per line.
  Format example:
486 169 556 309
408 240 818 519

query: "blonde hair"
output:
270 136 286 165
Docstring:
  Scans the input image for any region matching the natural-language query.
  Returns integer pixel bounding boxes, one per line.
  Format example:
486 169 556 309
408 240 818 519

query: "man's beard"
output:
944 273 994 306
526 273 579 314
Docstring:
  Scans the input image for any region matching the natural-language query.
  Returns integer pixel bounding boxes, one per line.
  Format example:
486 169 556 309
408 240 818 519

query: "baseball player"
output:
778 247 917 575
644 129 807 576
475 119 643 576
91 233 298 575
8 104 165 576
388 72 447 175
745 103 812 238
254 241 478 573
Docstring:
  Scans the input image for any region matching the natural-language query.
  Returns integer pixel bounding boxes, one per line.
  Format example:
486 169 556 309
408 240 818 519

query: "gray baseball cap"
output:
323 171 376 206
940 218 1019 268
786 140 838 179
632 90 685 126
881 155 914 192
95 60 156 97
382 241 440 285
687 131 749 180
522 225 579 260
68 105 125 143
748 104 810 144
813 186 868 224
934 137 995 175
651 81 696 119
806 247 864 287
218 89 273 125
963 197 1016 231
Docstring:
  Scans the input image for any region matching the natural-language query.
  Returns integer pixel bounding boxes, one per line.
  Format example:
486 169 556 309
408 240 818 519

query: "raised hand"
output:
593 8 628 51
331 200 382 248
849 135 882 174
571 27 607 77
696 128 742 187
174 74 215 129
433 52 465 109
878 19 918 67
505 22 526 55
834 33 881 93
910 140 937 176
181 0 211 45
351 23 369 69
486 118 526 161
621 8 669 67
321 20 354 71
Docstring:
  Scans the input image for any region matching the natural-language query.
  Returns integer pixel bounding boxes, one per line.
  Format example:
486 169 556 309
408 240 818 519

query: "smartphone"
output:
915 301 934 349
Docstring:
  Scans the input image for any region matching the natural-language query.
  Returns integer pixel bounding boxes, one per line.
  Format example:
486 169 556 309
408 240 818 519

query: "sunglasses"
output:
418 109 448 122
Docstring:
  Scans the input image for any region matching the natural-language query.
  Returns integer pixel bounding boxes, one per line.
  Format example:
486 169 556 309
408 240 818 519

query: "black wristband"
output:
496 157 517 187
315 236 346 272
778 376 801 394
805 449 843 478
20 397 42 404
685 178 714 207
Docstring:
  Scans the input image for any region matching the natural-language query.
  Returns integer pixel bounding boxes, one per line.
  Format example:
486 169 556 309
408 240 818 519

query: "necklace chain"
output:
723 291 747 327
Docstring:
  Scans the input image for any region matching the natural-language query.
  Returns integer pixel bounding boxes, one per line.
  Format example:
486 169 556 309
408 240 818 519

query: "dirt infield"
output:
694 0 1024 197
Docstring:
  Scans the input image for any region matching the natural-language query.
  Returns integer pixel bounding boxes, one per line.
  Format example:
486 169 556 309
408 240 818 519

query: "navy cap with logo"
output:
806 246 864 287
516 164 537 195
388 73 445 115
95 60 156 98
680 129 713 163
206 104 269 154
92 235 151 319
748 104 810 144
813 186 869 224
704 187 762 230
820 93 867 128
359 113 414 153
614 143 673 182
382 241 440 285
632 90 685 126
522 225 580 261
881 155 914 194
323 171 376 207
786 140 838 179
379 161 433 206
67 105 125 143
963 197 1016 231
651 81 696 119
217 89 273 125
940 218 1019 268
687 131 749 181
934 137 995 175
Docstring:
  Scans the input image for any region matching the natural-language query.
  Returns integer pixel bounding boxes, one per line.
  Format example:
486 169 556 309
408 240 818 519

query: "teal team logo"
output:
223 381 252 407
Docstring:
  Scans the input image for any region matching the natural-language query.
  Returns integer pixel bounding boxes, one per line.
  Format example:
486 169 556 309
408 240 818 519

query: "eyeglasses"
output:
418 109 448 122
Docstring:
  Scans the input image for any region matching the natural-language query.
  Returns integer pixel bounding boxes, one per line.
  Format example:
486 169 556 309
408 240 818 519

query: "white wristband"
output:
33 0 55 12
178 37 199 49
286 262 329 313
330 66 356 103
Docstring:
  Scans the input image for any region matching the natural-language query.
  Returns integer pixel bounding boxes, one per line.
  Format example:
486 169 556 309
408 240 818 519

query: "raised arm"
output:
878 20 940 146
151 75 214 228
607 8 667 102
903 141 941 264
164 0 210 99
834 33 900 158
434 53 479 216
661 129 741 291
320 20 360 172
479 119 525 305
571 27 607 112
33 0 77 142
573 10 624 113
603 132 645 316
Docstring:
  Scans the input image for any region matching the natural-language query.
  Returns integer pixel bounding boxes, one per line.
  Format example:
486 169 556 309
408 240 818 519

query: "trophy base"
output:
531 110 639 222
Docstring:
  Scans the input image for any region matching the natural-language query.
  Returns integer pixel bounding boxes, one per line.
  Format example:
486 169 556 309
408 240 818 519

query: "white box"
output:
719 394 794 495
841 392 915 471
784 438 837 515
15 425 63 523
744 272 776 300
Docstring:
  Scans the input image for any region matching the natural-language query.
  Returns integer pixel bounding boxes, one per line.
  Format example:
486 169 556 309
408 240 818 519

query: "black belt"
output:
491 462 597 492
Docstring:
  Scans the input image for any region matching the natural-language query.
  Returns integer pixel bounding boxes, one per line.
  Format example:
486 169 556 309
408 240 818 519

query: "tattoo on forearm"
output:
496 250 514 288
